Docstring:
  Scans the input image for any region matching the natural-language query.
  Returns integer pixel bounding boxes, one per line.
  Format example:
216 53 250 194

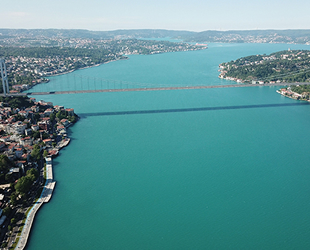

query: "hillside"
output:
219 50 310 84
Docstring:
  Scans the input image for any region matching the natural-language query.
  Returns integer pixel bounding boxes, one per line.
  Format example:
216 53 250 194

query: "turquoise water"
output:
26 43 310 249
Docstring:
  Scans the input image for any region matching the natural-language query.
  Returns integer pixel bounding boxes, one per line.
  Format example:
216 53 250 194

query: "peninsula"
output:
219 49 310 101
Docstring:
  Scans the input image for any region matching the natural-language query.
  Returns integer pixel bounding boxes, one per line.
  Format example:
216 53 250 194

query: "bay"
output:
26 43 310 249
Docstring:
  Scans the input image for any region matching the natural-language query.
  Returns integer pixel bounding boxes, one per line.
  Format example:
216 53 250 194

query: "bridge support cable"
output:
28 71 310 96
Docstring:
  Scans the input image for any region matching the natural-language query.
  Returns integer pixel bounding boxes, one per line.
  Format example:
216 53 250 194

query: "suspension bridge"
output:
0 81 307 97
1 58 310 96
22 81 309 96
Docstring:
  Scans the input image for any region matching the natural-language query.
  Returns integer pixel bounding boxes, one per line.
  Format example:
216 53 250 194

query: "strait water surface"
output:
26 43 310 249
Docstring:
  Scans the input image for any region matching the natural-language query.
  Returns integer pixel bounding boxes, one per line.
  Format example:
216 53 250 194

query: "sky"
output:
1 0 310 32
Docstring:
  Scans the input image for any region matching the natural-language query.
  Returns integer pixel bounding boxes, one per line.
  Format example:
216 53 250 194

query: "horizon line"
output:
1 28 310 33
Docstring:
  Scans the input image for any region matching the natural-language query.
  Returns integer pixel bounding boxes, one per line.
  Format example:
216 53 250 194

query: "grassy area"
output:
43 164 47 181
16 197 41 239
16 205 33 237
17 227 23 237
10 237 19 249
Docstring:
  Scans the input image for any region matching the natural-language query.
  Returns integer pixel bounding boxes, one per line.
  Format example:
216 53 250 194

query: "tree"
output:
49 112 56 122
15 175 33 196
31 144 41 161
33 113 41 122
32 130 40 139
10 192 17 206
11 218 17 225
15 168 38 197
27 168 39 179
0 155 14 183
56 110 66 120
3 207 12 216
5 173 13 183
43 150 48 158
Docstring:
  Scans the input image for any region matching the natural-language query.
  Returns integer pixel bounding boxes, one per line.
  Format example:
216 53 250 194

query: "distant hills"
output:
1 29 310 44
0 29 194 39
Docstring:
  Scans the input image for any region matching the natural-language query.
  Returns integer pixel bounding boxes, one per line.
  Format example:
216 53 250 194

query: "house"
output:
20 137 33 146
56 125 65 132
15 148 23 158
18 110 28 118
14 122 27 135
31 125 39 131
39 100 53 107
60 119 69 127
54 105 64 111
8 167 20 179
44 108 53 117
65 108 74 116
43 138 53 146
25 128 32 136
38 121 49 131
0 135 10 142
31 105 39 113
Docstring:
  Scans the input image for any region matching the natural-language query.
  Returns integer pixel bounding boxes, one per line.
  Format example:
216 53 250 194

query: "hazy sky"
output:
1 0 309 31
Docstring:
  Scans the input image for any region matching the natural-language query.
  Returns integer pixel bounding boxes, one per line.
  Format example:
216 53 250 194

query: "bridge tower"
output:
0 58 9 96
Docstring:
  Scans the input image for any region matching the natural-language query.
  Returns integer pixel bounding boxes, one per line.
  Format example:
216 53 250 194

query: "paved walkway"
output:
14 161 56 250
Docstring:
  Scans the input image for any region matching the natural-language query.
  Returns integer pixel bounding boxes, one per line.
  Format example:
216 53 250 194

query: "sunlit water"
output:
26 43 310 250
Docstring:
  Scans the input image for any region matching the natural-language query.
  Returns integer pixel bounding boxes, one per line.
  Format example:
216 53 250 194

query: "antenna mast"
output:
0 58 9 96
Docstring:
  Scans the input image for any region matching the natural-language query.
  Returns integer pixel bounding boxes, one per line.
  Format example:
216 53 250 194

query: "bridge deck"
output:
0 82 309 96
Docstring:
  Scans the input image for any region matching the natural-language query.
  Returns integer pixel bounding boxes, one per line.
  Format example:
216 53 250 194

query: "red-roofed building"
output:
44 108 53 117
31 106 39 112
43 138 53 146
60 119 69 127
31 125 39 131
18 110 28 118
54 105 64 111
38 120 49 131
19 137 33 146
15 148 23 158
65 108 74 116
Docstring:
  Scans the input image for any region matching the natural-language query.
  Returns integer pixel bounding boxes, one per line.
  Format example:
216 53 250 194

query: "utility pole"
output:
0 58 9 96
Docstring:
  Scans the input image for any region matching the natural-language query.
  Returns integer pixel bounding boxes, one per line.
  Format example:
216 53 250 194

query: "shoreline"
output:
11 138 72 249
15 157 56 250
276 89 310 102
48 58 125 77
24 58 127 93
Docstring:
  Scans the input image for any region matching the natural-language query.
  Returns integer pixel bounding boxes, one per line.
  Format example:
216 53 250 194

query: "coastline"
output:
276 88 310 102
10 138 71 250
25 57 128 92
15 156 56 250
48 58 124 77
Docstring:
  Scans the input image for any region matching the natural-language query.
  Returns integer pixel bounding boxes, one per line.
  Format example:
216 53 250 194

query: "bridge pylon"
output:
0 58 9 96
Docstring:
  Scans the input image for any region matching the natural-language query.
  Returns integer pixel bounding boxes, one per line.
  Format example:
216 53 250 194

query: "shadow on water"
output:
78 102 310 117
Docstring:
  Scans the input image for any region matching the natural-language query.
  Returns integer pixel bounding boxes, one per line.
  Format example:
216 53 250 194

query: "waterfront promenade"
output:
14 159 56 250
